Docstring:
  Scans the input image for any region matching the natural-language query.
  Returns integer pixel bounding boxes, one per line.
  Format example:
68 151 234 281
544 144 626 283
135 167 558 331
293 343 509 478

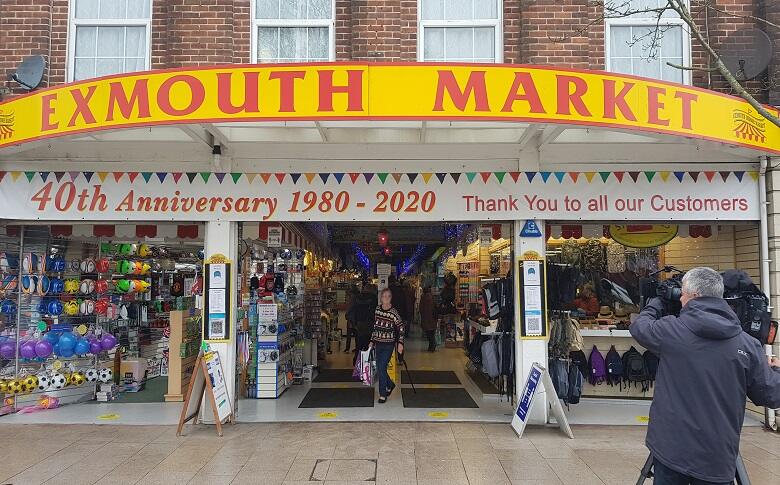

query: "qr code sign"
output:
526 315 542 335
210 318 225 338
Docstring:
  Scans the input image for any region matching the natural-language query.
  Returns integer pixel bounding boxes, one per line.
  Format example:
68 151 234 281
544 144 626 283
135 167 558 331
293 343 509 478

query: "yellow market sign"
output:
0 63 778 153
609 224 679 248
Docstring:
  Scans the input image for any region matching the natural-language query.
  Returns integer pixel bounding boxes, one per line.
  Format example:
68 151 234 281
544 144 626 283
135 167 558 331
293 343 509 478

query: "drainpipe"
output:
759 155 777 431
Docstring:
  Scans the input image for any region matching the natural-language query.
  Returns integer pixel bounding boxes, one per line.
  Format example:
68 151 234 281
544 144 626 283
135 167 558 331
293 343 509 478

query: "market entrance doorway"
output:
238 221 517 422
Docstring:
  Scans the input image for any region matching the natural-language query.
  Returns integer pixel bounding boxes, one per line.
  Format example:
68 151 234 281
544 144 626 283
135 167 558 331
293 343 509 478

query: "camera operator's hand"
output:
642 297 666 319
769 356 780 368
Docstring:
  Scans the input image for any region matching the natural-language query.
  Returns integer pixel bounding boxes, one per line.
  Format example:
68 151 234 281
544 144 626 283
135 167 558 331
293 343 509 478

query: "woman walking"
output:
370 288 405 404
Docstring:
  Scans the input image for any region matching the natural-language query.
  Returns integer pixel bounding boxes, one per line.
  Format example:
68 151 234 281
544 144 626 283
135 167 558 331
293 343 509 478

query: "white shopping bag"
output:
360 349 375 386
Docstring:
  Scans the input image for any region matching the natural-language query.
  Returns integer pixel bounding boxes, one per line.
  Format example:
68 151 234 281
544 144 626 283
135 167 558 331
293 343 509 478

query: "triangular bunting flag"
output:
391 173 403 183
305 173 316 183
290 173 302 184
421 173 433 184
614 172 626 183
156 172 167 183
584 172 596 183
141 172 153 183
10 172 21 182
628 172 640 183
55 172 66 182
97 172 108 182
199 172 211 183
172 173 183 183
749 171 759 181
186 172 198 183
377 173 389 184
540 172 551 183
465 173 477 183
569 172 580 183
231 173 242 184
112 172 123 182
719 171 731 182
480 172 492 183
599 172 611 182
407 173 418 184
245 173 258 183
69 171 81 181
554 172 565 183
494 172 507 183
319 173 330 184
215 173 227 184
644 171 656 183
274 173 286 184
526 172 537 183
259 173 271 184
0 172 5 183
703 171 715 182
349 173 360 183
450 173 461 183
509 172 521 183
127 172 139 183
24 171 35 182
673 172 685 182
363 173 374 183
83 171 95 182
689 172 700 182
435 173 447 184
734 171 745 182
659 171 671 182
333 173 345 184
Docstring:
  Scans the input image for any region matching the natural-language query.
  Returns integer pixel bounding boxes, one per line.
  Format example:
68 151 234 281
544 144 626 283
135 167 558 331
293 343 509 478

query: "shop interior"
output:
0 221 767 425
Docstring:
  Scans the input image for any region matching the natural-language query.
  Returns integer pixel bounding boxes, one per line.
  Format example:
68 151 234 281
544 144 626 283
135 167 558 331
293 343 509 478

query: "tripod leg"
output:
403 359 416 393
735 453 751 485
635 454 654 485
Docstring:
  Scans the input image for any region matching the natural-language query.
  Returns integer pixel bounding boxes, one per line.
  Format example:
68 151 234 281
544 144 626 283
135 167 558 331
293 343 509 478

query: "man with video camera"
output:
631 267 780 484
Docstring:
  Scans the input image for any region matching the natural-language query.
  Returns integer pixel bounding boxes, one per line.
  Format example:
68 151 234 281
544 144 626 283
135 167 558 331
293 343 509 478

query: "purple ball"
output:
100 333 118 351
34 339 53 358
0 342 15 359
19 340 37 359
89 340 102 355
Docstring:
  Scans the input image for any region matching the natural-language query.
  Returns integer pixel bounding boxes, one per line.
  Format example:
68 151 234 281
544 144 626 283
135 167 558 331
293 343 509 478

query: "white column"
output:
513 219 548 424
202 220 239 422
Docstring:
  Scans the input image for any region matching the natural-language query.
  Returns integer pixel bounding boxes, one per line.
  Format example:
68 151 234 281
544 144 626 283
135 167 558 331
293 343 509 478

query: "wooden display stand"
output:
165 310 200 402
177 349 235 437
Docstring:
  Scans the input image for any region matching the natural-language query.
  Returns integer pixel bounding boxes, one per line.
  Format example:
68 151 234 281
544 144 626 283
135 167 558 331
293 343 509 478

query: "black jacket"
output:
631 297 780 482
350 292 377 337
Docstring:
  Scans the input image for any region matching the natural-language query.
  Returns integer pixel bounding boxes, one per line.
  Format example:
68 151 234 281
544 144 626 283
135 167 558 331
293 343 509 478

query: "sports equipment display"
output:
98 368 112 383
50 373 67 390
85 368 99 382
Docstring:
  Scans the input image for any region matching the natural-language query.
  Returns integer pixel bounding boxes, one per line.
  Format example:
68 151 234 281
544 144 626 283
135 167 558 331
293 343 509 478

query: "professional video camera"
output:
639 267 777 346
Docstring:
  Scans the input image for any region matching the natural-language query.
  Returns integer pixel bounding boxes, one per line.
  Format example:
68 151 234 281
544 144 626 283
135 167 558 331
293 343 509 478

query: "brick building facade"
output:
0 1 777 104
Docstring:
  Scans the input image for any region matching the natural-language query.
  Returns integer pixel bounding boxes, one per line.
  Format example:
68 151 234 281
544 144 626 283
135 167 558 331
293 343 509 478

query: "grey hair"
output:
681 267 724 299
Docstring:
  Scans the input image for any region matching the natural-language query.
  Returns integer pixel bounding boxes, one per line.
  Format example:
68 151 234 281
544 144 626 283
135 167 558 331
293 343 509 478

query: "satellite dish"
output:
721 29 773 81
8 55 45 90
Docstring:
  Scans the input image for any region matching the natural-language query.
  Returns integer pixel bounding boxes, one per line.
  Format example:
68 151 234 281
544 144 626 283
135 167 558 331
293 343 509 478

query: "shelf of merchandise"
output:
580 329 633 338
164 308 201 401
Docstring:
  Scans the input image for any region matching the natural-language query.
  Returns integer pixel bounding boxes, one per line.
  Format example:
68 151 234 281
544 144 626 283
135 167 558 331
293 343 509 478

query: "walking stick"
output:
398 351 416 394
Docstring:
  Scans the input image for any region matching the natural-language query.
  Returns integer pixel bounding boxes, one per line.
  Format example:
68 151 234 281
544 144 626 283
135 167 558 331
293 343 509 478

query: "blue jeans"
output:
374 343 395 398
653 459 732 485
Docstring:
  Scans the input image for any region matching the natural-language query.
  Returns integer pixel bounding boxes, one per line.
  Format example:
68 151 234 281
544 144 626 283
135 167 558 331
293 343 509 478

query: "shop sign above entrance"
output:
0 63 777 154
0 170 760 222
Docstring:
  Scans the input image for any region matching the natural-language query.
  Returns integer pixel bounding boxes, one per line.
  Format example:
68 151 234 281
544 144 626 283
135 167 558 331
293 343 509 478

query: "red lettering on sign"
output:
603 79 637 121
41 94 59 131
216 71 260 114
556 75 592 116
106 79 151 121
501 72 545 113
157 75 206 116
68 85 98 127
318 70 363 112
647 86 670 126
433 71 490 112
269 71 306 112
675 91 698 130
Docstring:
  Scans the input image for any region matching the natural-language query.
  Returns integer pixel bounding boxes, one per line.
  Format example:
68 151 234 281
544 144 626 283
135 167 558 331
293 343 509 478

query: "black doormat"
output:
466 369 501 395
401 388 478 408
313 368 358 382
299 387 375 408
401 370 461 385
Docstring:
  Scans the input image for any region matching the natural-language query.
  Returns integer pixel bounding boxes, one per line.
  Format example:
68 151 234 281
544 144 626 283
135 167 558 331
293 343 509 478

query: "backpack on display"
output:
587 345 606 385
605 345 623 387
481 337 500 378
567 363 584 405
549 358 570 402
568 318 583 352
643 350 660 388
569 349 589 380
622 346 650 391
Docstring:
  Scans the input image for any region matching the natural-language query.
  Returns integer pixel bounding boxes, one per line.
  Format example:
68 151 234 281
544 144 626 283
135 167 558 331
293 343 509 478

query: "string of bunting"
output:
0 170 760 185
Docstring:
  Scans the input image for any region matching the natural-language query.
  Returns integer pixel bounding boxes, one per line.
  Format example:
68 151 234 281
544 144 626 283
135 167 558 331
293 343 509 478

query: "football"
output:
50 373 67 390
70 372 85 386
36 373 51 391
98 368 113 383
85 368 99 382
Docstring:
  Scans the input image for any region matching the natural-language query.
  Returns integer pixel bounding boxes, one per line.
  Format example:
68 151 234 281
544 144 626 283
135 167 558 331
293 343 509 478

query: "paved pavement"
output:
0 422 778 484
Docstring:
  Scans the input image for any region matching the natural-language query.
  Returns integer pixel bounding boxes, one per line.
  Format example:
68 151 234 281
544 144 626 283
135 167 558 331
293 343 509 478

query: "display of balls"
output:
79 258 96 273
34 339 53 358
138 244 152 257
58 332 77 351
0 298 16 315
23 375 38 390
21 274 37 294
114 279 131 293
63 279 79 294
100 334 118 351
0 379 7 393
79 300 95 315
23 253 41 273
19 340 37 359
58 347 74 358
43 331 60 344
69 259 81 272
100 243 117 254
70 372 85 386
73 338 90 355
49 278 64 294
50 373 67 390
36 275 50 296
98 368 113 383
0 341 16 360
95 258 110 273
7 379 23 394
79 279 95 294
63 300 79 316
36 374 51 391
118 244 136 255
94 279 108 294
89 339 102 355
85 369 99 382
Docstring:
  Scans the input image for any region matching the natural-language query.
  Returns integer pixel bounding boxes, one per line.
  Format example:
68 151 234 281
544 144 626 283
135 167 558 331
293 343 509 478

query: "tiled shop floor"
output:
0 423 777 484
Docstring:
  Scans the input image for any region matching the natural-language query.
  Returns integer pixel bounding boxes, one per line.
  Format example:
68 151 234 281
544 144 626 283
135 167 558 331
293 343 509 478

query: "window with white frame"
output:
68 0 151 81
419 0 502 63
605 0 689 83
253 0 334 63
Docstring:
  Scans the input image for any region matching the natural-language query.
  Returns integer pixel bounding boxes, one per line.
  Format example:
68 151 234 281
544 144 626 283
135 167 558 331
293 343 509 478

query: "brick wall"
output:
348 0 416 61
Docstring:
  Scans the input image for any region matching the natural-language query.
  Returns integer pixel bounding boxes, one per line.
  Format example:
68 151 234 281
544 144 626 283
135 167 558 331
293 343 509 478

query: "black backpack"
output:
605 345 623 387
643 350 660 388
622 346 649 391
567 363 583 405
